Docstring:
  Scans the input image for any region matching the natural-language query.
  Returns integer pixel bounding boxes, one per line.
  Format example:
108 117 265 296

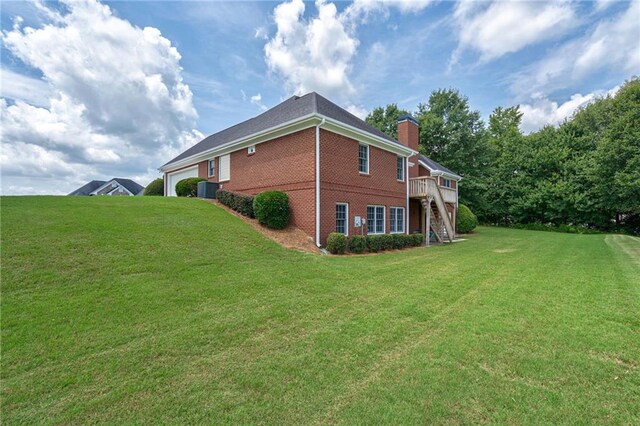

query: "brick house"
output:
160 92 461 246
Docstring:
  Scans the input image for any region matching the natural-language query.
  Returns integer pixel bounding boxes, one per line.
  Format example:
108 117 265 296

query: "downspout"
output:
315 118 325 247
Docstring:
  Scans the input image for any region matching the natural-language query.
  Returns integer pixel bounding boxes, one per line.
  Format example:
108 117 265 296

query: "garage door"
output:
167 166 198 196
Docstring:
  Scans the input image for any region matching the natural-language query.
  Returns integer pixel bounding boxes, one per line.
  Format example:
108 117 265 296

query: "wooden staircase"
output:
410 176 456 244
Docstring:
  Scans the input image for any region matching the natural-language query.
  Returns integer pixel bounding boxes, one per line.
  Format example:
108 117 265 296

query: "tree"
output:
415 89 493 218
365 104 409 139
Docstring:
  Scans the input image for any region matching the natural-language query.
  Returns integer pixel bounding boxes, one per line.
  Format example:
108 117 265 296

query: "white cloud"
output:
512 0 640 97
451 0 577 64
264 0 359 100
0 0 202 195
519 85 620 133
250 93 268 111
0 68 52 107
346 104 368 119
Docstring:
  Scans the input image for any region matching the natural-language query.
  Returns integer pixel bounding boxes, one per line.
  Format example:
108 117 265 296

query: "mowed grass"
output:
1 196 639 424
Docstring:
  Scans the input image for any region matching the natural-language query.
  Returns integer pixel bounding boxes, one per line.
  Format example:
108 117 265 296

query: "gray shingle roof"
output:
418 154 461 179
68 178 144 195
162 92 402 168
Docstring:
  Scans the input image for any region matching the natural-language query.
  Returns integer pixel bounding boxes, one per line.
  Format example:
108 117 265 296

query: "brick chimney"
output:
397 115 419 178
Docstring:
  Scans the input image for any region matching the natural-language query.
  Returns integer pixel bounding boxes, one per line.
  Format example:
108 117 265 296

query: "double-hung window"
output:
336 203 348 235
367 205 385 234
208 159 215 177
441 178 452 188
358 144 369 174
390 207 405 234
397 156 404 181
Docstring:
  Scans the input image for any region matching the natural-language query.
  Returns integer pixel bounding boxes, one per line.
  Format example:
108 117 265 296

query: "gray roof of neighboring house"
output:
162 92 402 168
68 180 105 195
418 154 461 179
68 178 144 195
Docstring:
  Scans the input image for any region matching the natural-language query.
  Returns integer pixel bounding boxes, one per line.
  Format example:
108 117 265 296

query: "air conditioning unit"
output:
197 181 220 199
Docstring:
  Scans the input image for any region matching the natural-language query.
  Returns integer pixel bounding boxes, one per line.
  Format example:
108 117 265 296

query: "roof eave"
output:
418 160 462 180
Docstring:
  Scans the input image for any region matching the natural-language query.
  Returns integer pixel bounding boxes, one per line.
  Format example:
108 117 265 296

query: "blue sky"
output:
1 0 638 194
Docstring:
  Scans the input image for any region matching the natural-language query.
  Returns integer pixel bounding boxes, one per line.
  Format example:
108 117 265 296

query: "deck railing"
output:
409 177 456 204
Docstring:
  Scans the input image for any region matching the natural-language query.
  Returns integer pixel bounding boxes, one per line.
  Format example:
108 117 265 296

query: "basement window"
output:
367 205 385 234
336 203 348 235
390 207 405 234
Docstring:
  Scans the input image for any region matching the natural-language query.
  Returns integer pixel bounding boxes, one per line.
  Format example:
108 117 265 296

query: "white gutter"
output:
405 156 410 234
417 160 462 181
315 118 325 247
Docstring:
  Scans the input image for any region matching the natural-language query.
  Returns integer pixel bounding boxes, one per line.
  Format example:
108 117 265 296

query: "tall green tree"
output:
415 89 493 217
365 104 409 139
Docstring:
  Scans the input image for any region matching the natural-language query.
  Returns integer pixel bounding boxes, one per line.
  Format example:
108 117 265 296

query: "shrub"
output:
365 235 385 252
410 233 424 247
348 235 366 254
216 189 255 218
380 234 395 250
143 178 164 196
392 234 408 250
457 204 478 233
175 177 206 197
326 233 347 254
253 191 290 229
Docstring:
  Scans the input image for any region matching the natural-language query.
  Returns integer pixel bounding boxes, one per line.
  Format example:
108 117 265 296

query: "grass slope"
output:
2 196 639 424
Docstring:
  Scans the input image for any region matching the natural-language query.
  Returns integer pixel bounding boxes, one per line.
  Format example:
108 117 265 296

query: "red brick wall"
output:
398 120 419 179
319 129 407 245
217 128 317 240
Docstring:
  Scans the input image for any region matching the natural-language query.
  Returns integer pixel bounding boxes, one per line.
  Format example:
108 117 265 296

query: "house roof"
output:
69 180 105 195
68 178 144 196
162 92 403 168
418 154 462 180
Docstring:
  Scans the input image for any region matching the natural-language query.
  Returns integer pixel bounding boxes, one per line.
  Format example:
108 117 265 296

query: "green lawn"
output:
2 196 639 424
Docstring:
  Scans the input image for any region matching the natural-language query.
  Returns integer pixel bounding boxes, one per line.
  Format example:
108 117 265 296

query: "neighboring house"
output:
160 92 461 246
69 178 144 196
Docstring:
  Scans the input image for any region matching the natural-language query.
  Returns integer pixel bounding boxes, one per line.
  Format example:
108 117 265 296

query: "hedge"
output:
328 233 424 255
175 177 205 197
143 178 164 196
326 233 347 254
216 189 255 218
457 204 478 233
253 191 290 230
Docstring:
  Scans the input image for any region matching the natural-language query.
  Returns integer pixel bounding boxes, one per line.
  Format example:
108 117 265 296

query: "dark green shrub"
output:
510 223 600 234
216 189 255 218
380 234 394 250
410 233 424 246
326 233 347 254
392 234 408 249
253 191 290 229
457 204 478 233
348 235 366 253
143 178 164 196
175 177 205 197
366 235 384 252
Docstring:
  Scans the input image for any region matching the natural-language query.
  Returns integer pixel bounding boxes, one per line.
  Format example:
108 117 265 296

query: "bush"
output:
380 234 395 250
216 189 255 218
457 204 478 233
365 235 385 252
510 223 600 234
253 191 290 229
348 235 366 253
410 233 424 247
392 234 409 249
143 178 164 196
175 177 206 197
326 233 347 254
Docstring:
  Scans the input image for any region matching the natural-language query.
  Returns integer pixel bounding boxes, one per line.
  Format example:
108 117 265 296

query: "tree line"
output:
365 78 640 234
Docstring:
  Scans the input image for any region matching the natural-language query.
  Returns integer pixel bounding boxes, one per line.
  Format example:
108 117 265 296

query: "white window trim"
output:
397 156 405 182
208 159 215 178
390 207 405 234
441 177 452 188
367 204 385 235
359 143 370 175
336 203 349 236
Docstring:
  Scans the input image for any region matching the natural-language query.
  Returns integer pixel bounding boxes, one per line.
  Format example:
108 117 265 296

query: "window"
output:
208 159 215 177
441 178 452 188
248 145 256 155
397 156 404 181
390 207 405 234
358 144 369 174
219 154 230 181
367 205 385 234
336 203 348 235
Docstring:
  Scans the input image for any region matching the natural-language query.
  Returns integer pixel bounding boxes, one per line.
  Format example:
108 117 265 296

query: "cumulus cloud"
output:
511 0 639 97
250 93 268 111
451 0 577 64
0 69 52 107
519 86 620 133
264 0 434 103
0 0 201 195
